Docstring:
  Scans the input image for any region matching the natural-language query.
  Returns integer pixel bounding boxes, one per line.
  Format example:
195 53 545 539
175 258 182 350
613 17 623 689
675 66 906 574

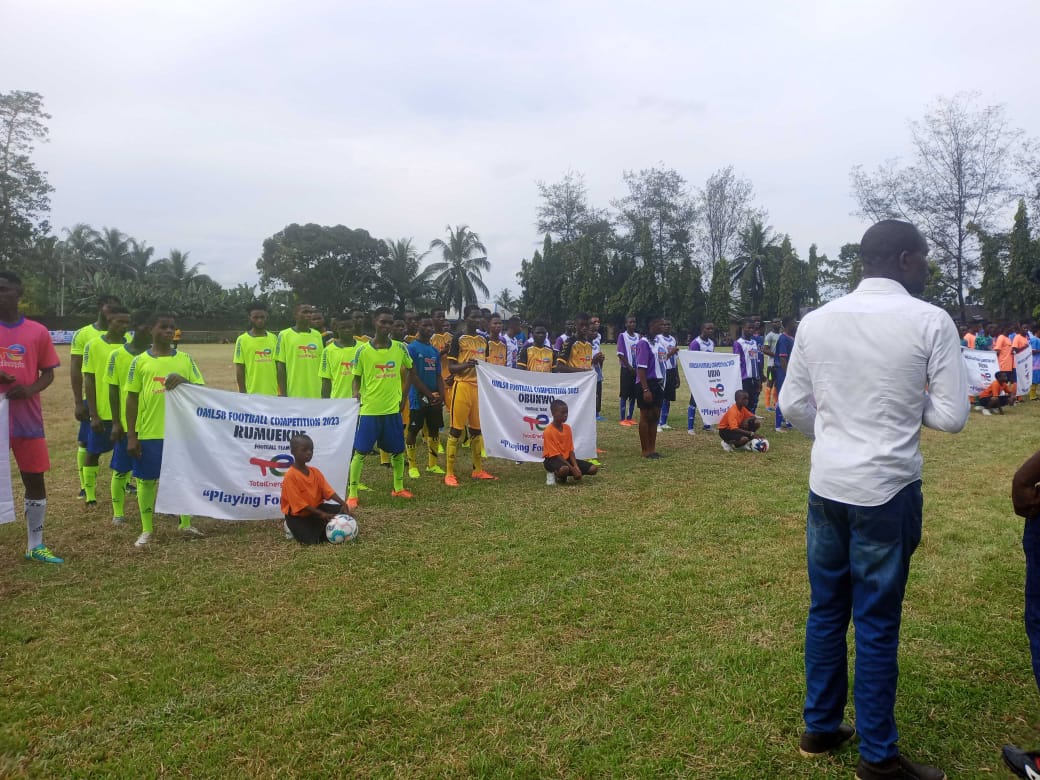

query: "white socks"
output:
25 498 46 549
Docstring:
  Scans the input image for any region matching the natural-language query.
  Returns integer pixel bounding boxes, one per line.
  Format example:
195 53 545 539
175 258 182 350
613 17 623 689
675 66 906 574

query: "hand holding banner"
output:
677 350 743 427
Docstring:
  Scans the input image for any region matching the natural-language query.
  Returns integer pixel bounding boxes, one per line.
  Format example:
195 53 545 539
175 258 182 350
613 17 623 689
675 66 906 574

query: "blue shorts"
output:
110 437 133 473
1033 369 1040 385
86 421 115 455
132 439 164 480
354 413 404 455
77 399 92 447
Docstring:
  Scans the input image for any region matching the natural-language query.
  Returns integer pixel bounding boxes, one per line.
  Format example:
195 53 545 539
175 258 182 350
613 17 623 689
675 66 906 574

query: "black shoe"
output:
799 722 856 756
85 500 97 507
126 482 137 496
78 489 86 500
855 755 945 780
1003 744 1040 779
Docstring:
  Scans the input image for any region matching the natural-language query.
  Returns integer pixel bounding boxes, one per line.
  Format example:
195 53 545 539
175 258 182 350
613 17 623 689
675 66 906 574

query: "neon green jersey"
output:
71 323 105 357
319 341 360 399
233 331 278 395
82 335 126 421
352 340 412 416
105 344 146 428
126 350 205 440
274 327 324 398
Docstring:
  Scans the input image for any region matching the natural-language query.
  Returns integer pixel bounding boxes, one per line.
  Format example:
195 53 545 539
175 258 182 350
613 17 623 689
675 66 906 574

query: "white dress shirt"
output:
779 277 969 506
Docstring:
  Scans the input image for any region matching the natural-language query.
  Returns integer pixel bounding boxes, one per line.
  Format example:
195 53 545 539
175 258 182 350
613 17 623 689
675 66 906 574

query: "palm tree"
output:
729 218 778 316
91 227 133 277
152 249 204 287
427 225 490 316
493 287 518 314
126 239 156 278
378 238 437 312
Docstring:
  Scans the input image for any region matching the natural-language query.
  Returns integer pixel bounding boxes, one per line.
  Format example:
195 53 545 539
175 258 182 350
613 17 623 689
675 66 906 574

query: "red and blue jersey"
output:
0 317 60 439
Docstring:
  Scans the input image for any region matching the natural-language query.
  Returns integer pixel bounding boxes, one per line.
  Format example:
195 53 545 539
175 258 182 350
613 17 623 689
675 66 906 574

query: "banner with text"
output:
476 362 597 462
961 349 1000 396
1017 348 1033 397
0 398 14 524
157 385 359 520
677 350 743 427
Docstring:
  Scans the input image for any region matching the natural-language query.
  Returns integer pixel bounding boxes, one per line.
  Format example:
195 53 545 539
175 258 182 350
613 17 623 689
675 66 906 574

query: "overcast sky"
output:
4 0 1040 300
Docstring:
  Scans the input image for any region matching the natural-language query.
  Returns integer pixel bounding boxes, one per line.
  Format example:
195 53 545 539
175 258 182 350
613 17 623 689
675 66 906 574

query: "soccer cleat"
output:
180 525 205 538
135 532 152 548
408 467 421 479
702 424 711 431
112 515 125 525
438 443 446 454
587 458 601 466
1002 744 1040 779
391 489 414 499
799 723 856 757
546 472 556 486
595 414 606 422
721 440 735 452
854 754 945 780
126 482 137 496
656 425 664 433
25 545 64 564
346 497 359 511
444 474 460 487
461 439 471 449
283 521 293 540
357 483 372 492
471 471 498 480
644 452 662 459
766 406 775 411
981 408 993 415
426 465 446 475
78 489 86 500
687 428 696 435
85 500 97 507
660 424 673 431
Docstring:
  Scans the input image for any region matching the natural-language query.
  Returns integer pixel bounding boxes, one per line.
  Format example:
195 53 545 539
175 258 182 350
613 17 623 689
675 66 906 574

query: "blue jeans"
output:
1023 517 1040 692
803 481 923 764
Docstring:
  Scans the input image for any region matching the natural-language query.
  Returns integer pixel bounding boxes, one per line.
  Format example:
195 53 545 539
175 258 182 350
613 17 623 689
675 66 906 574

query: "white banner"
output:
961 349 1000 397
157 385 359 520
476 363 597 462
677 350 743 427
1017 348 1033 397
0 397 14 524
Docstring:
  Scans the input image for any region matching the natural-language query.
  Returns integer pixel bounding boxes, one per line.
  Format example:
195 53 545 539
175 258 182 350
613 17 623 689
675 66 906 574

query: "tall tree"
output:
493 288 519 314
777 236 802 317
974 226 1010 321
0 91 53 267
91 227 133 277
153 249 204 287
1006 200 1036 319
851 93 1023 321
613 166 695 284
730 218 778 317
696 166 758 272
257 223 385 313
706 257 732 333
819 243 863 301
805 244 821 308
536 171 600 242
376 237 436 312
427 224 490 315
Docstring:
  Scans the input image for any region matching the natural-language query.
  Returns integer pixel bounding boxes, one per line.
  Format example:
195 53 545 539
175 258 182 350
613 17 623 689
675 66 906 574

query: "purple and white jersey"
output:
617 331 641 368
503 332 521 368
634 336 661 380
654 333 677 375
733 336 760 380
554 333 570 352
689 336 714 352
591 333 603 380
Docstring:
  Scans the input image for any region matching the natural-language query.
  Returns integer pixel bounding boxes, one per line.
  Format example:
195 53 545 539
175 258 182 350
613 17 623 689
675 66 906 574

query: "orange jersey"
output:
718 404 755 430
518 344 556 372
486 338 507 366
280 465 336 516
447 333 487 385
979 379 1010 399
542 423 574 460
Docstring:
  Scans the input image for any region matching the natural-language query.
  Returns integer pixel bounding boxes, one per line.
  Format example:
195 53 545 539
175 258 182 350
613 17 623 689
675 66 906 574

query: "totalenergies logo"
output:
297 343 319 358
151 376 168 393
339 360 354 374
0 344 25 362
522 413 550 432
374 360 397 378
249 453 294 477
254 348 273 362
709 382 726 398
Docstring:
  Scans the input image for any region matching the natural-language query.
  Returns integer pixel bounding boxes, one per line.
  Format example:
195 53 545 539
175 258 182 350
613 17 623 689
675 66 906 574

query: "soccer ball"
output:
326 514 358 544
751 438 769 453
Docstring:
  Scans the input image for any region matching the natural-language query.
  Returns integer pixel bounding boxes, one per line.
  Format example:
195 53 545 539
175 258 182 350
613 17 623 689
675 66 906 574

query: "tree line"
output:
3 89 1040 328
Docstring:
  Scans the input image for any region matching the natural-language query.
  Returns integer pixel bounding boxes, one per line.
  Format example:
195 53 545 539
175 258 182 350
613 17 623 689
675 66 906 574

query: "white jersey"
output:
618 331 641 368
654 334 677 376
591 333 603 380
503 332 521 368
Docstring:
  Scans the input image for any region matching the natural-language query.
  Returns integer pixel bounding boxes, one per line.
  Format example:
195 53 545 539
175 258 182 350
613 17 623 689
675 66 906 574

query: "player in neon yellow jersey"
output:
70 294 122 499
106 309 152 526
275 303 324 398
234 301 278 395
346 308 436 509
81 306 131 508
320 313 360 400
125 311 205 547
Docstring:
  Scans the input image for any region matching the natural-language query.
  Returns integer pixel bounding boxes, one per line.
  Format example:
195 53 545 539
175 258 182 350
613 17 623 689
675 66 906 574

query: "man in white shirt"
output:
780 220 968 780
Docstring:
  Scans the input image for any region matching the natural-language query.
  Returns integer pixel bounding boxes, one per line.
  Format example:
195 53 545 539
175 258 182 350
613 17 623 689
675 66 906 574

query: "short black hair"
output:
247 300 268 314
574 312 590 323
549 399 568 413
130 309 152 329
860 220 926 267
289 433 313 450
373 306 394 319
0 271 23 287
465 304 482 317
782 315 797 328
108 305 129 317
98 294 120 308
489 312 502 321
149 311 177 326
533 320 548 331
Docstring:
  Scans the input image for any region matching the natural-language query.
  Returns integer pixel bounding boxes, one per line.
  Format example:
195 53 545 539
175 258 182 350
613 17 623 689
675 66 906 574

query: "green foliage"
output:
427 225 491 316
975 226 1010 321
376 237 436 313
257 223 386 314
805 244 821 308
777 236 802 318
0 91 53 268
1006 200 1037 319
819 243 862 301
706 258 732 329
730 219 778 317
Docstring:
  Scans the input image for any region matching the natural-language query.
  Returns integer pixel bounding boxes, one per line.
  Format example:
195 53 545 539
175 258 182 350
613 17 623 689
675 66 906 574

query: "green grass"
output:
0 344 1035 777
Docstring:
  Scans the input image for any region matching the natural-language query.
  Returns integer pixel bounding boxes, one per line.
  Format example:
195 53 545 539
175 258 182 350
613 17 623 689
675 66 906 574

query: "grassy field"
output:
0 343 1036 778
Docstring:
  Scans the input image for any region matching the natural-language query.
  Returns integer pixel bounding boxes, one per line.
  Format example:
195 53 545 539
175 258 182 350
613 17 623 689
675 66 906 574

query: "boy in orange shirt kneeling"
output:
718 389 764 452
281 433 346 544
542 399 598 486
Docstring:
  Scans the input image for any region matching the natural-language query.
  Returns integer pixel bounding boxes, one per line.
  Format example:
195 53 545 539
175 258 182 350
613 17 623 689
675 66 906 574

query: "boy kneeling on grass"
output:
281 433 346 544
976 373 1013 415
718 389 764 452
542 399 598 486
